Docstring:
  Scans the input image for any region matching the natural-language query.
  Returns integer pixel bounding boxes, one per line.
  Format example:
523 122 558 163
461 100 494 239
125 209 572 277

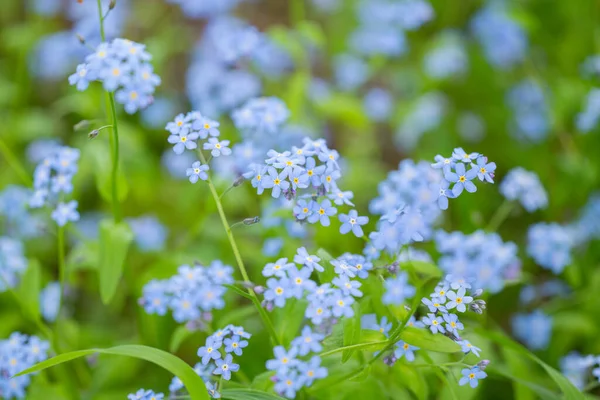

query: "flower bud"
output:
253 285 265 295
109 0 117 9
76 34 86 44
74 120 90 131
233 175 245 187
469 303 482 314
383 354 397 366
477 360 490 370
261 300 274 312
88 129 100 139
201 312 213 323
243 216 260 225
387 262 399 274
473 288 484 298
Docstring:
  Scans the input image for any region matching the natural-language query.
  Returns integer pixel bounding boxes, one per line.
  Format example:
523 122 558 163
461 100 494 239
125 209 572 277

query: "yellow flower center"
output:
215 143 221 149
274 178 281 185
456 297 463 303
112 68 120 76
480 167 486 173
459 176 466 183
302 207 309 213
319 208 325 215
469 373 475 379
307 170 313 176
130 91 138 100
403 343 409 350
276 287 284 295
181 136 187 142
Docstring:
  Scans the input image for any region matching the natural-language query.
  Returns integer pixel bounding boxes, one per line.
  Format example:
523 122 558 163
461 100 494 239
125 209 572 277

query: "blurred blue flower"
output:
500 167 548 212
507 80 550 143
512 310 552 350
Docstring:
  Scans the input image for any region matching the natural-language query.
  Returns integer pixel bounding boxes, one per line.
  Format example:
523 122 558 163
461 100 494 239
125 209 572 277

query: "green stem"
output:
485 199 515 232
197 150 280 346
0 138 32 186
320 340 389 357
57 226 66 314
96 0 121 223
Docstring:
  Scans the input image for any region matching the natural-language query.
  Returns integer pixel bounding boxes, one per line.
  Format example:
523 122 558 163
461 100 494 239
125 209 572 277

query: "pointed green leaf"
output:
399 327 461 353
483 330 585 400
316 248 336 283
98 219 133 304
92 143 128 203
169 325 196 353
399 260 442 280
16 345 209 400
223 284 253 300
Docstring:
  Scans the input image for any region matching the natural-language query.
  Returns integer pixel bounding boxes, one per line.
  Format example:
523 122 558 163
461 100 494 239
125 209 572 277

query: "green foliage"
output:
98 220 133 304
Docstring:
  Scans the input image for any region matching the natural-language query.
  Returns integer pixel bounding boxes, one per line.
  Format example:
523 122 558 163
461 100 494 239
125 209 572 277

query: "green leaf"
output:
349 364 371 382
296 21 325 49
223 284 253 301
91 142 128 203
316 248 336 283
489 364 562 400
394 363 428 400
221 388 286 400
16 345 209 399
276 298 308 345
399 261 442 280
342 303 361 363
98 220 133 304
17 259 41 319
315 93 369 129
483 330 585 400
399 327 461 353
250 371 276 391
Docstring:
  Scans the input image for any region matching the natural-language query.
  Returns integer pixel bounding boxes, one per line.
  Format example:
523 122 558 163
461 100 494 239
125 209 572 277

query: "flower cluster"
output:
527 223 573 274
395 92 447 150
126 215 168 252
266 326 327 398
127 389 164 400
470 4 527 69
382 271 416 305
0 332 50 399
0 237 28 293
139 261 233 323
69 38 160 114
499 167 548 212
244 138 355 226
435 230 520 293
29 145 80 227
506 80 550 143
424 31 468 80
419 276 488 387
195 325 251 398
512 310 552 350
432 147 496 201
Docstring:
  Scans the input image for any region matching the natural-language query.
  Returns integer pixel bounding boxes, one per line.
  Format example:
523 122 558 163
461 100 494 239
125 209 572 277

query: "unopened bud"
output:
74 120 90 131
76 34 86 45
477 360 490 370
469 303 483 314
243 216 260 226
444 331 460 341
387 262 399 274
284 189 296 201
88 129 100 139
109 0 116 9
253 285 265 295
473 299 486 311
201 312 213 323
473 289 483 298
233 175 245 187
383 355 397 366
261 300 274 312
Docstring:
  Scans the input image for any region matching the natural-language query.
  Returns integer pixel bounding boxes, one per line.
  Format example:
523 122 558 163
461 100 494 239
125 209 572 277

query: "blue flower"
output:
51 200 80 227
331 258 358 278
293 247 323 272
205 381 221 399
307 199 337 226
168 129 199 155
339 209 369 237
197 337 223 365
421 313 445 334
432 180 453 210
445 288 473 313
274 370 302 398
443 313 464 336
288 267 316 298
457 340 481 357
445 163 478 196
293 199 313 220
330 189 355 206
288 169 310 190
214 354 239 381
304 157 326 186
266 346 299 375
265 167 290 199
298 356 328 386
291 326 324 356
39 282 61 323
193 117 220 138
452 147 479 163
332 275 363 297
330 292 355 318
264 278 293 308
459 367 487 388
186 161 209 183
527 223 572 274
224 335 248 356
68 64 97 90
171 294 201 322
203 138 231 157
382 272 416 305
422 297 447 314
394 341 419 362
263 258 294 278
